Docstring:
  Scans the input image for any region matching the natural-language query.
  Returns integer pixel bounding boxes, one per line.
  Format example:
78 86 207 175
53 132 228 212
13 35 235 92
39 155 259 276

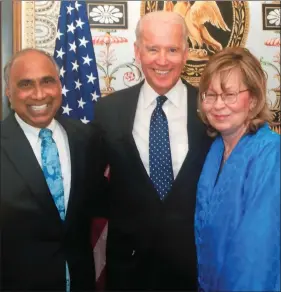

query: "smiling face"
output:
134 16 188 95
6 50 62 128
201 69 256 137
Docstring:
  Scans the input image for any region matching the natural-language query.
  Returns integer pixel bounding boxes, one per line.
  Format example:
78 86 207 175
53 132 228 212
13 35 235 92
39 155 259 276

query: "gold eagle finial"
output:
164 1 231 53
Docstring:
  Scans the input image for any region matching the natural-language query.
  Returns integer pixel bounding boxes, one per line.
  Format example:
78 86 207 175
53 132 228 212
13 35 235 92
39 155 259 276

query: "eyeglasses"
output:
201 89 249 105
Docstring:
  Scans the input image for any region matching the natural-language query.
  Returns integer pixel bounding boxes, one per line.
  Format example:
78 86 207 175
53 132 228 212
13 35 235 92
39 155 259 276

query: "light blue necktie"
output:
149 96 174 200
39 128 65 220
39 128 70 291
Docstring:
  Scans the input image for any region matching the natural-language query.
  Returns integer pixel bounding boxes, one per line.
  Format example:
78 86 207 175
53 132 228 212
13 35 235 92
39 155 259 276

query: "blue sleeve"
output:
217 140 280 291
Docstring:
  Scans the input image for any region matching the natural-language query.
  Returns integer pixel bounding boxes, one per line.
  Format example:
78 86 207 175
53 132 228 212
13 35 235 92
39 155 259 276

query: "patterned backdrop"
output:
19 1 280 133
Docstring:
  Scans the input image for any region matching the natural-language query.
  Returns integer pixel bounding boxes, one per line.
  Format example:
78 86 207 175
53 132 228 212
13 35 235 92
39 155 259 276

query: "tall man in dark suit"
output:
94 11 212 291
0 48 104 291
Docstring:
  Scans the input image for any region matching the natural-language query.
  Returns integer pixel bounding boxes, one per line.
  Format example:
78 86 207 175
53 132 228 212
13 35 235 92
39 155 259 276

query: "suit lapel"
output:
1 114 61 222
119 81 143 135
169 80 206 192
119 81 160 200
185 80 205 153
119 80 206 200
116 80 206 201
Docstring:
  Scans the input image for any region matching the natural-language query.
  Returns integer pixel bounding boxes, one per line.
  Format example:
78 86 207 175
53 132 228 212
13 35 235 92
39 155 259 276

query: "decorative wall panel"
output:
14 1 280 132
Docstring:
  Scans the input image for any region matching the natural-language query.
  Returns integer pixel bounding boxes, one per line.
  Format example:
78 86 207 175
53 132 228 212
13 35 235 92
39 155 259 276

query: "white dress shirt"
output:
15 113 71 211
132 79 188 178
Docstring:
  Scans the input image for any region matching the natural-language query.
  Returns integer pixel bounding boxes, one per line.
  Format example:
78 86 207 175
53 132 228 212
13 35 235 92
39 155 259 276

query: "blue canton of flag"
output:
54 0 101 123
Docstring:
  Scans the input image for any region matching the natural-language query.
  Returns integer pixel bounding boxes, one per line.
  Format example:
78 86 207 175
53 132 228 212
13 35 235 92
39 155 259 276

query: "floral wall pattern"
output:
20 1 280 132
93 33 142 96
262 3 280 29
88 2 128 29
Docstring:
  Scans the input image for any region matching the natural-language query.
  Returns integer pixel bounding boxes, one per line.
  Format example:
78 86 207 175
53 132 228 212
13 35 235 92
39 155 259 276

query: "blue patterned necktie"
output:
149 96 174 200
39 128 65 220
39 129 70 291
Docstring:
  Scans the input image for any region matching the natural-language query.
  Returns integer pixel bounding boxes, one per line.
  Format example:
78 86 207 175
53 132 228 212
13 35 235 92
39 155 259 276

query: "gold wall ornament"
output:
22 1 36 49
13 1 22 54
140 1 158 14
13 1 36 53
140 1 250 87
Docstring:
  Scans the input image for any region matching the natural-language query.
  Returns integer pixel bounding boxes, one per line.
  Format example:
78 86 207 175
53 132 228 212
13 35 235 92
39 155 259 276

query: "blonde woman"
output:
195 47 280 291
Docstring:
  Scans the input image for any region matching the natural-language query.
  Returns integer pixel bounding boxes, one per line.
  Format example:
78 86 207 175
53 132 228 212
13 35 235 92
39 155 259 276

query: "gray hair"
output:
4 48 60 89
135 11 189 49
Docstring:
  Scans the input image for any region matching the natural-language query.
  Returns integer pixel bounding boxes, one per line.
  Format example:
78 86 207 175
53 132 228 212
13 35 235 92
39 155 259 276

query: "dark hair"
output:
4 48 60 89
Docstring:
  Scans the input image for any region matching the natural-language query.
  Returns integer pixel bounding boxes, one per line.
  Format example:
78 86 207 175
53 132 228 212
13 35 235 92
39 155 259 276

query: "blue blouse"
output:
195 124 280 291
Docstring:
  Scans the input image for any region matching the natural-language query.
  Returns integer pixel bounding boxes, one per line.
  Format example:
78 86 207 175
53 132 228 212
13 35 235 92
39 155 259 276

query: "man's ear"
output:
134 42 141 64
5 88 13 109
5 87 10 99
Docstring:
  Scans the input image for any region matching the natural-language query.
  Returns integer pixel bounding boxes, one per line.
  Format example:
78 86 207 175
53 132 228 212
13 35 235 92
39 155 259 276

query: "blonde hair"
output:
198 47 273 137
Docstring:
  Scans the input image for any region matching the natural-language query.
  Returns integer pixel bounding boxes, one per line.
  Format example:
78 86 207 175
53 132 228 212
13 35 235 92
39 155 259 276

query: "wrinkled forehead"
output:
140 23 186 50
142 17 184 36
12 51 50 68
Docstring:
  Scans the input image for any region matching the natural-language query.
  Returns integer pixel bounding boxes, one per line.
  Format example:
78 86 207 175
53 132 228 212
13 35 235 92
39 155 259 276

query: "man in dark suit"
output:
94 11 212 291
0 48 104 291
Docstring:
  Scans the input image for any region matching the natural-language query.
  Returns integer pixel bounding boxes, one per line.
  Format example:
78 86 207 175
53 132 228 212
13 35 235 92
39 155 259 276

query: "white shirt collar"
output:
15 113 57 142
142 79 185 109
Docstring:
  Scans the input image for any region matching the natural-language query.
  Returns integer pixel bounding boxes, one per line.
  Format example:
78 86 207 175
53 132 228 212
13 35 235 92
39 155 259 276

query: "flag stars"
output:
62 104 73 115
67 22 76 34
71 60 79 71
56 29 63 40
66 4 75 15
91 91 100 101
60 66 66 77
76 18 85 29
81 116 90 124
78 36 89 48
69 41 77 53
62 85 69 97
54 1 101 123
75 1 82 11
78 97 86 108
82 54 93 65
75 79 82 90
56 48 65 59
86 73 96 84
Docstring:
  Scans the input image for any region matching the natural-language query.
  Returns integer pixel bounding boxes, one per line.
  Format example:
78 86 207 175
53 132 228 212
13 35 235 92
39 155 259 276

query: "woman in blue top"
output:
195 47 280 292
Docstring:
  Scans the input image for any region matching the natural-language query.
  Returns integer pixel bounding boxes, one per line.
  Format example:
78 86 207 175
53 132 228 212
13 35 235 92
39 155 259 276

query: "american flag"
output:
53 1 107 290
54 0 100 122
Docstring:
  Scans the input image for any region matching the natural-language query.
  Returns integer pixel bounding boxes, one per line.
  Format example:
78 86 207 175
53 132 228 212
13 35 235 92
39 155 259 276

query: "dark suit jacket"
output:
94 79 212 291
0 114 103 291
